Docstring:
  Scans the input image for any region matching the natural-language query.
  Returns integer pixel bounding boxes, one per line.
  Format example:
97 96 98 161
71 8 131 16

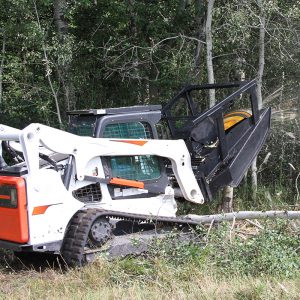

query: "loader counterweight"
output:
0 176 28 243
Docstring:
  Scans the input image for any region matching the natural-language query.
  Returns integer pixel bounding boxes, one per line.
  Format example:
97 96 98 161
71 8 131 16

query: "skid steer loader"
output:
0 79 270 266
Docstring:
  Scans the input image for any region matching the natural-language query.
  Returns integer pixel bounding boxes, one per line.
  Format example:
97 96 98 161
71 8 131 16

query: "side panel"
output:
0 176 28 243
25 169 85 245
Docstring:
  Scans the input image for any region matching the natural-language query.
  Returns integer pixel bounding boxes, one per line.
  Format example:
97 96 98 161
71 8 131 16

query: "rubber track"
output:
61 209 99 267
61 208 200 267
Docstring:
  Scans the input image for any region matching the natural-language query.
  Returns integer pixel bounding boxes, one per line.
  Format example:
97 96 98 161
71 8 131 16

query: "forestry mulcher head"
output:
0 79 270 266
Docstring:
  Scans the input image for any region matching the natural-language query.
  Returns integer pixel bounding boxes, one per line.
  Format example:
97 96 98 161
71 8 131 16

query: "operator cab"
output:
67 105 162 138
68 105 168 200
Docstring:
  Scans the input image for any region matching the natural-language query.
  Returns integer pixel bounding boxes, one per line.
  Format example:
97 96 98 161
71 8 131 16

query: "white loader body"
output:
0 123 203 249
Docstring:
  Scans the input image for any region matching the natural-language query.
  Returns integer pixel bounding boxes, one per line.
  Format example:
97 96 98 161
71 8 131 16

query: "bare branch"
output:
33 0 62 127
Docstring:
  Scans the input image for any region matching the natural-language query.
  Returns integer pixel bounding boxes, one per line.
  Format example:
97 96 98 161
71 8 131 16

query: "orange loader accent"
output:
224 111 251 131
111 140 148 146
0 176 28 243
32 205 51 215
109 177 145 189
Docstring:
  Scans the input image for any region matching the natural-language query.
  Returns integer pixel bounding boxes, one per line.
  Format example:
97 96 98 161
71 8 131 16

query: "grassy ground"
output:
1 218 300 300
0 258 300 300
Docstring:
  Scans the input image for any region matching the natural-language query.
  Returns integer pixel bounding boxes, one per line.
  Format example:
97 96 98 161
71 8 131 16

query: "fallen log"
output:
185 210 300 223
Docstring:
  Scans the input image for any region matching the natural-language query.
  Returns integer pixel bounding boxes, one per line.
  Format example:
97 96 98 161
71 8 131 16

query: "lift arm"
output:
0 123 204 204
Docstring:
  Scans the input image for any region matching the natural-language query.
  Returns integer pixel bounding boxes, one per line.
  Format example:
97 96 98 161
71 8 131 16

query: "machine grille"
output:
73 183 102 202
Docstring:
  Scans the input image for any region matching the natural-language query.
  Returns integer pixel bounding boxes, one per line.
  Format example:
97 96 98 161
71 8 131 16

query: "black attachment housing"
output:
162 80 271 200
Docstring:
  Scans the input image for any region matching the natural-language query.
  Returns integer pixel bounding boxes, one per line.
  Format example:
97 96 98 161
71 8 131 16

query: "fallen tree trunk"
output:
186 211 300 224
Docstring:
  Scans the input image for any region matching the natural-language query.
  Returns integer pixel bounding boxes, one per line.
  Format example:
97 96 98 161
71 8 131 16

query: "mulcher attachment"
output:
162 79 271 200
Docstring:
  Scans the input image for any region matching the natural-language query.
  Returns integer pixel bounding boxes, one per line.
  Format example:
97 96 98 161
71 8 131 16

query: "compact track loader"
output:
0 80 270 266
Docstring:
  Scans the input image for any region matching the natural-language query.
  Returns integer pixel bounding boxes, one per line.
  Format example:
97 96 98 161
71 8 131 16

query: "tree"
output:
53 0 75 113
251 0 265 200
0 28 5 104
205 0 215 107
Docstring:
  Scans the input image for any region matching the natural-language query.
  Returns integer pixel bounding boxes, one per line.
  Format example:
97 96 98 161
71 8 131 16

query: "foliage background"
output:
0 2 299 297
0 0 299 196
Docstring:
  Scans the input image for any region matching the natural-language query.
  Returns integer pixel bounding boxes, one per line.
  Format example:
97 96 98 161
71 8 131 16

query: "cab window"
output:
103 122 160 181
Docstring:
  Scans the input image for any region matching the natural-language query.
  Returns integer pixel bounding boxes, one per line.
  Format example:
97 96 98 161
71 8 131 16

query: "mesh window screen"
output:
110 155 160 180
68 116 96 136
104 122 161 181
103 122 152 139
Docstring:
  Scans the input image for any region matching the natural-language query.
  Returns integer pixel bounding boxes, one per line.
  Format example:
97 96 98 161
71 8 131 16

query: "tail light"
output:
0 176 29 243
0 184 18 208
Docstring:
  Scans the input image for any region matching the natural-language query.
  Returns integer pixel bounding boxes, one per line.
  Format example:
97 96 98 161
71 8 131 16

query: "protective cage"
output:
162 80 271 200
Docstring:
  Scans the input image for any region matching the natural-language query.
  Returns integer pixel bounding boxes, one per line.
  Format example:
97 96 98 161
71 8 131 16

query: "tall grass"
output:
0 112 299 299
1 219 300 299
1 257 300 299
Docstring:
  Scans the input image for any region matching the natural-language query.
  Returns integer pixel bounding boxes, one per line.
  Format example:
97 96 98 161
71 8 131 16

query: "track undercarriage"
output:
61 208 201 266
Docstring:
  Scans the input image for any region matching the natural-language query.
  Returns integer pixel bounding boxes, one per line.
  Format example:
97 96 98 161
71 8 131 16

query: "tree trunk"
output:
194 0 205 74
0 29 5 104
251 156 258 199
53 0 68 35
205 0 215 107
179 0 186 12
205 0 233 212
178 0 188 14
220 63 246 212
256 0 265 110
251 0 265 200
220 186 234 213
128 0 137 37
54 0 75 112
128 0 143 103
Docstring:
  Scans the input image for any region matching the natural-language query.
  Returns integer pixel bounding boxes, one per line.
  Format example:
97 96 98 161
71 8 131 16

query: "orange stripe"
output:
109 177 145 189
111 140 148 146
0 195 10 200
32 205 51 215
